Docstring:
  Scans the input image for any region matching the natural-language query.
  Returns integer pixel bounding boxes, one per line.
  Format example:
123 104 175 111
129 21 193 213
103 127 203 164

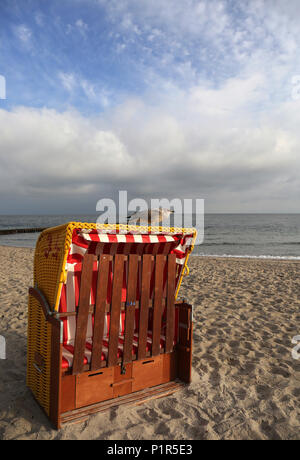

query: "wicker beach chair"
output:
27 222 196 428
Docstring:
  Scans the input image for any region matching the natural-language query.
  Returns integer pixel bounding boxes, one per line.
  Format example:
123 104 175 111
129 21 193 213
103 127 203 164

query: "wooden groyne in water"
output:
0 227 47 235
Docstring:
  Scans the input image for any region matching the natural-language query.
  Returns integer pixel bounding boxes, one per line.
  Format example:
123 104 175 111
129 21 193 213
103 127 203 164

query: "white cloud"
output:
35 12 44 27
1 74 300 212
13 25 32 46
0 107 133 197
58 72 111 106
3 1 300 212
66 19 89 37
75 18 89 36
94 0 300 99
58 72 77 92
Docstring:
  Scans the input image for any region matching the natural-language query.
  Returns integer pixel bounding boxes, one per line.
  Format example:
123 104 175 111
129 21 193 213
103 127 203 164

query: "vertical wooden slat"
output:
162 242 172 255
90 255 110 371
137 255 152 360
72 254 95 375
165 254 176 353
108 255 125 367
95 242 105 255
49 317 62 429
177 303 193 383
152 255 165 356
122 255 139 364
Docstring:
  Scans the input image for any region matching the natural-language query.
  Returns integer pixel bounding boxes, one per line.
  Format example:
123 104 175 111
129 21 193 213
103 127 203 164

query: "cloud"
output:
0 107 133 201
58 72 77 92
1 72 300 212
75 19 89 35
13 24 32 46
3 1 300 212
94 0 300 96
34 12 44 27
58 72 111 106
66 19 89 37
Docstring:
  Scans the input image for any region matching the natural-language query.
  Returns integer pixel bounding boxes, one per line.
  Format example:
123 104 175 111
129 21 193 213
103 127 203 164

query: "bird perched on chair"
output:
127 208 174 225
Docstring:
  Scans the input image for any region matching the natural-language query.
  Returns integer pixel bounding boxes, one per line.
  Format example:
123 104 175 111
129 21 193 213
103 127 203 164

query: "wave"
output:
196 253 300 260
203 242 300 246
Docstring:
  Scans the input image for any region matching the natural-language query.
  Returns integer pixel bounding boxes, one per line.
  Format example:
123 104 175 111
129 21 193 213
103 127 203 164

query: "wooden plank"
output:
132 355 164 392
49 318 62 428
90 255 110 371
162 241 173 255
122 255 139 364
95 242 105 255
162 351 178 383
165 254 176 353
61 380 184 425
60 375 76 414
137 254 152 360
72 254 95 375
56 299 162 318
177 303 193 383
63 380 182 420
112 362 133 397
107 255 125 367
151 255 165 356
76 367 114 408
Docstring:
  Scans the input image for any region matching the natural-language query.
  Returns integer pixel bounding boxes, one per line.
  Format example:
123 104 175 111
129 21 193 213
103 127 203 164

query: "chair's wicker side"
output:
27 295 52 414
27 224 68 416
27 221 197 421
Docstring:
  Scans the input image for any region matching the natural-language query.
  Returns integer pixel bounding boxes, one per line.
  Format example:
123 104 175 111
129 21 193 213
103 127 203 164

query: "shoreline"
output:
0 244 299 263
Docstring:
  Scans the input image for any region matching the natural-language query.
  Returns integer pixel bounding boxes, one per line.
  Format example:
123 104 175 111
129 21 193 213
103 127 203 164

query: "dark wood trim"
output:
60 380 185 426
49 317 62 429
137 255 152 360
108 255 125 367
152 255 165 356
123 255 139 364
165 254 176 353
55 299 167 318
72 254 95 375
177 303 193 383
90 254 110 371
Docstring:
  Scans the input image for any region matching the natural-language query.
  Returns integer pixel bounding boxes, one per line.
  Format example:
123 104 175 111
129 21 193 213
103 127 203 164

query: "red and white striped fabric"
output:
59 228 192 366
62 331 172 370
67 228 193 265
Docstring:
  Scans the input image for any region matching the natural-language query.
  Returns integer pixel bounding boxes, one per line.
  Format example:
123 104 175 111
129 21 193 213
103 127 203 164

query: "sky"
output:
0 0 300 214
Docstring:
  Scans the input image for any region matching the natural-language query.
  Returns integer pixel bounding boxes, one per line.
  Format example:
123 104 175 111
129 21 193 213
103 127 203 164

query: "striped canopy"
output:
58 227 195 348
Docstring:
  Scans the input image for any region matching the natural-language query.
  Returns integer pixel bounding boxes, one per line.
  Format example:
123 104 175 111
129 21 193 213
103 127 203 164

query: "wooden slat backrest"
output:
72 254 95 375
151 254 166 356
137 254 152 360
71 249 178 375
90 254 111 371
107 254 125 367
122 255 139 364
165 254 176 352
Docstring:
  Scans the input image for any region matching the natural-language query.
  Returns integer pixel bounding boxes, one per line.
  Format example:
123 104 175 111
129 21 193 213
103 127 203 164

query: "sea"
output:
0 214 299 260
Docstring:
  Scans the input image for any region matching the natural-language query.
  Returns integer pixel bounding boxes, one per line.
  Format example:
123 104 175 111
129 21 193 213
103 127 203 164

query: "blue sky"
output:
1 0 300 213
0 0 255 113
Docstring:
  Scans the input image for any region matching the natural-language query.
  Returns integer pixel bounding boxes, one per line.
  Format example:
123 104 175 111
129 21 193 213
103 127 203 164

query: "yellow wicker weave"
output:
27 222 197 414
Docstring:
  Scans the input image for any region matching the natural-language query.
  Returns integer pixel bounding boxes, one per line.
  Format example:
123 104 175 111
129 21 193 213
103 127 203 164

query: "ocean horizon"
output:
0 213 299 260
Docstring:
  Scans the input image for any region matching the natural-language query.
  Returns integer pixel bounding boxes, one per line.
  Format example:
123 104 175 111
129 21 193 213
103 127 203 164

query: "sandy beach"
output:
0 246 299 440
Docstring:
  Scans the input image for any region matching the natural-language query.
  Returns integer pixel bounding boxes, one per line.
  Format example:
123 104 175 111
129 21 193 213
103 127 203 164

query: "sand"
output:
0 246 299 440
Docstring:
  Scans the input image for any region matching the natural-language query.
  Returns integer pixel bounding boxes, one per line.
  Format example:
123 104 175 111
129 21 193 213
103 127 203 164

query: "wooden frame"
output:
28 252 193 429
